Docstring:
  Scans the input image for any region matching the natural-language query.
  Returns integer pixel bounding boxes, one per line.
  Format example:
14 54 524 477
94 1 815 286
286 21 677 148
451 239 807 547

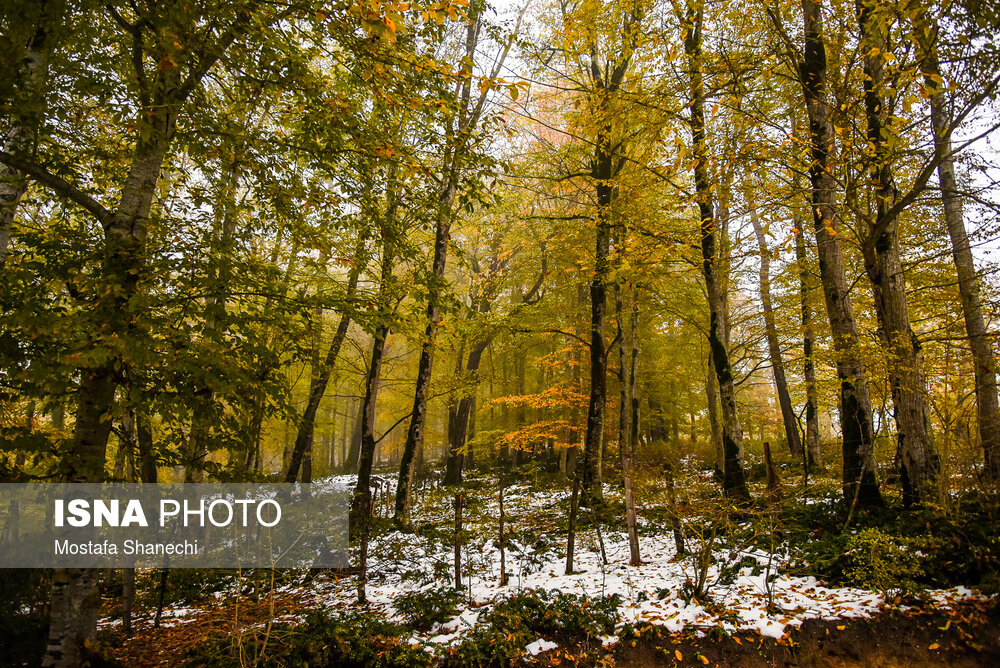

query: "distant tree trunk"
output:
623 287 640 565
514 350 528 467
285 251 364 482
453 493 463 588
797 0 883 507
444 341 488 484
683 6 750 504
343 398 363 474
186 161 241 482
498 480 508 584
915 18 1000 479
706 354 724 476
664 460 686 556
763 442 783 504
794 222 822 468
616 283 630 473
751 208 803 457
565 475 580 574
857 0 940 506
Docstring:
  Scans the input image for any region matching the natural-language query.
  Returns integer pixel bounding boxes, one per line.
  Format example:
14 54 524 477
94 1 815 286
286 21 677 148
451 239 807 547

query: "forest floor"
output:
97 462 1000 666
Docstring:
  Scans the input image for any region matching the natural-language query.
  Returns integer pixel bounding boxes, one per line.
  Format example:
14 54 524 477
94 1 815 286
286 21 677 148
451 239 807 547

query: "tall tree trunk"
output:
186 161 241 482
394 11 509 519
582 194 610 504
0 0 63 267
797 0 883 507
751 208 803 456
623 285 640 565
915 16 1000 478
394 193 451 518
350 237 395 539
350 161 400 556
857 0 940 505
616 282 630 475
578 4 642 503
683 5 750 504
794 220 822 467
43 55 189 668
285 248 365 482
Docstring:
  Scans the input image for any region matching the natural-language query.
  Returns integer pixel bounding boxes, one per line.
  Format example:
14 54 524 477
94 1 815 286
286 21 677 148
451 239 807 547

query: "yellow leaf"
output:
929 643 940 650
675 649 683 661
836 625 846 631
700 655 709 665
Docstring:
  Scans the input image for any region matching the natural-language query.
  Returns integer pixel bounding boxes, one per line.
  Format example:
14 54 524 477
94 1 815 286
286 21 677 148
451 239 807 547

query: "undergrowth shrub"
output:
185 610 432 667
449 589 620 667
843 528 923 595
394 587 462 631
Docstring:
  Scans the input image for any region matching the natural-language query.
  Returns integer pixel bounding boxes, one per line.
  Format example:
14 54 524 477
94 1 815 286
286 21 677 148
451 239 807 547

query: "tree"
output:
911 2 1000 479
751 205 803 457
0 0 65 266
680 0 750 504
855 0 941 506
790 0 883 507
395 4 520 520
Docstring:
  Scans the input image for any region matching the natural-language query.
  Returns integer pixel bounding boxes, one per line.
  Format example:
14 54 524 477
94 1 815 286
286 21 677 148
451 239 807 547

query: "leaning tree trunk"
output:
797 0 882 507
751 207 803 457
857 0 940 506
351 221 397 539
285 247 365 482
351 322 389 536
916 18 1000 479
394 193 451 519
683 5 750 504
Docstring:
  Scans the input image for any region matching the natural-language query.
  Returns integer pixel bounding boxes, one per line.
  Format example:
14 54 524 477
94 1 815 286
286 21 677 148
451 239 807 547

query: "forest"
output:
1 0 999 665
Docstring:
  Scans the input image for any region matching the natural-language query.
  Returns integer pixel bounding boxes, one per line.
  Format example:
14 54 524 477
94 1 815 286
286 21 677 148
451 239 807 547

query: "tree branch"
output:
0 152 113 226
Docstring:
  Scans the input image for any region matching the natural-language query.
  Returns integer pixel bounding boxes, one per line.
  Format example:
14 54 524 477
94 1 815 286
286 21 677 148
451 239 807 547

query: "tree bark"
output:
797 0 883 507
0 0 63 267
445 340 488 484
857 0 940 505
285 247 365 482
623 286 640 565
577 5 642 505
683 5 750 504
351 186 398 541
794 222 822 467
915 15 1000 478
751 208 803 456
706 352 724 476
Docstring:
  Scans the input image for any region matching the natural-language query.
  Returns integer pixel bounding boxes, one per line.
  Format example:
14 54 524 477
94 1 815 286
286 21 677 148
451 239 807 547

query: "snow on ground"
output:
100 471 993 657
